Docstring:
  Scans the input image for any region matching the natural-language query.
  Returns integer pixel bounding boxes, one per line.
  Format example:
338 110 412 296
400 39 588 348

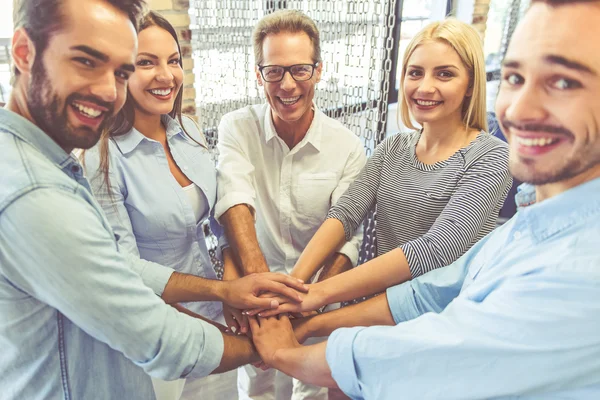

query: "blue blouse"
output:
83 115 222 319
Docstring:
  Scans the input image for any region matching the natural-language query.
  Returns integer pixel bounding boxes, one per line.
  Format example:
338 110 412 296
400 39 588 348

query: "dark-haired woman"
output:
82 11 231 400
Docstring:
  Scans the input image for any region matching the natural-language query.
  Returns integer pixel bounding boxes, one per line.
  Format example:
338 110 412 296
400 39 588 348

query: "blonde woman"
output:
251 18 512 317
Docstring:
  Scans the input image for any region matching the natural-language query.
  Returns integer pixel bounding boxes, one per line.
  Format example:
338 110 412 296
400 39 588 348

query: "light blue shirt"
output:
0 108 224 400
83 115 222 319
327 177 600 399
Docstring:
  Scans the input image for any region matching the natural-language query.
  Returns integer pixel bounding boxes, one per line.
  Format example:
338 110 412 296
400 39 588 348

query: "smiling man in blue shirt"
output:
249 1 600 398
0 1 309 399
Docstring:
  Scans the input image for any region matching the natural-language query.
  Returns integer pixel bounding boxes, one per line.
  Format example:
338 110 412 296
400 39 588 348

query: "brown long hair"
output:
82 10 198 193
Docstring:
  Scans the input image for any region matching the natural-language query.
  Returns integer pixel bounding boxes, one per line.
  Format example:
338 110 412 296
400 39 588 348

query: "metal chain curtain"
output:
191 0 398 279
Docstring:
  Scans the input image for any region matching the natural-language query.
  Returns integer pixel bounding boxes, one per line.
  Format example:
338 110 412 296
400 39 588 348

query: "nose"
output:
279 70 297 91
89 71 117 103
502 82 548 123
156 63 174 84
417 74 437 95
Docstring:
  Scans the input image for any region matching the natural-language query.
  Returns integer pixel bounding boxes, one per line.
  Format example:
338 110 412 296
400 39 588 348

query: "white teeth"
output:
415 99 442 106
279 96 300 105
150 88 172 96
516 137 557 147
73 102 102 118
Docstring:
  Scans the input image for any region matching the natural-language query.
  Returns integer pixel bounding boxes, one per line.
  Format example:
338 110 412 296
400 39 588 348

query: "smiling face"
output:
22 0 137 152
256 31 322 134
127 25 183 117
495 2 600 186
402 40 472 129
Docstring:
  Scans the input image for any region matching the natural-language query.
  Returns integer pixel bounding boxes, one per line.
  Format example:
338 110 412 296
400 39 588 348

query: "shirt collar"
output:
112 114 186 155
0 108 76 169
520 177 600 242
264 103 323 151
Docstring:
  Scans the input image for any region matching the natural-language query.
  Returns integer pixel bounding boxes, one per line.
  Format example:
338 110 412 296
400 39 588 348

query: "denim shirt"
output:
328 178 600 399
0 109 224 400
83 115 222 319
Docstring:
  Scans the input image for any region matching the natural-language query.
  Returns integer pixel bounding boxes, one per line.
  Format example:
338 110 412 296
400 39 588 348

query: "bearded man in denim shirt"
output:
0 1 310 399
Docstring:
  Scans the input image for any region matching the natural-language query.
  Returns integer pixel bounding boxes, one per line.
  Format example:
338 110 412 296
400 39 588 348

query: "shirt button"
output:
513 231 522 240
183 166 189 171
71 165 80 174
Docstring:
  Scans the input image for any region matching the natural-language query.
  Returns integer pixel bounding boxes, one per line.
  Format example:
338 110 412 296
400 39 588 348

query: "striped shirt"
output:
327 130 512 277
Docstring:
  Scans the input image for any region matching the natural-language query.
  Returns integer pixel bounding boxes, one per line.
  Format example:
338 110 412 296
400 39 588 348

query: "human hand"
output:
222 272 308 310
244 284 324 317
223 303 249 336
248 314 300 365
290 314 314 344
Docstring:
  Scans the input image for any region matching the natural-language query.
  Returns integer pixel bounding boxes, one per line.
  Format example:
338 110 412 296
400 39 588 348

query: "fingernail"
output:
258 313 262 317
304 284 309 290
270 299 278 308
296 278 304 283
242 311 248 315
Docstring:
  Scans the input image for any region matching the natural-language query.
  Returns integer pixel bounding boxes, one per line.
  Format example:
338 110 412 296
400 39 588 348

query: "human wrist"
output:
213 280 228 302
310 281 332 309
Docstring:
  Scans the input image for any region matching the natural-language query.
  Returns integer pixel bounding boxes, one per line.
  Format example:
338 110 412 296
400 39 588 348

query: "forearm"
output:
272 342 337 388
312 248 412 307
316 252 353 283
222 248 242 281
162 272 225 304
303 294 395 339
221 204 269 275
291 218 347 282
212 334 259 374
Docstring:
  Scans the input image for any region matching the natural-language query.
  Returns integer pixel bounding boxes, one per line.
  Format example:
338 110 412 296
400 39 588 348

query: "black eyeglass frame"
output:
257 63 320 83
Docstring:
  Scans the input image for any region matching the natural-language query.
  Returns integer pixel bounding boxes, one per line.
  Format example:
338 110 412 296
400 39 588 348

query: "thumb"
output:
250 297 280 309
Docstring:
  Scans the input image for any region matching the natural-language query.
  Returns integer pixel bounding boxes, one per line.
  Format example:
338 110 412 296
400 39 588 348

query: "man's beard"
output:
27 59 113 151
502 118 600 185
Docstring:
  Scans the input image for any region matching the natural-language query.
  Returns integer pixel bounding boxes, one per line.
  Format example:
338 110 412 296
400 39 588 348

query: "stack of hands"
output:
217 272 324 369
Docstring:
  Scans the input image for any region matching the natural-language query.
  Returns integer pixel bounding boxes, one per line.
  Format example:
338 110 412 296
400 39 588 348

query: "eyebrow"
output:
137 51 180 59
406 64 459 70
71 45 109 62
545 55 597 76
503 56 597 76
71 45 135 72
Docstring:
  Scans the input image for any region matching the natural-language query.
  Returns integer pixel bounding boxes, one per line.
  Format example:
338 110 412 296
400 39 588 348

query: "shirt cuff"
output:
125 254 174 296
186 322 225 379
214 191 256 222
386 282 420 324
326 327 366 399
337 241 359 267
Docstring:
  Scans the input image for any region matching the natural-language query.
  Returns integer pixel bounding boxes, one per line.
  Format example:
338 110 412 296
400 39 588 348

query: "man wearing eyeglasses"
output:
214 9 367 400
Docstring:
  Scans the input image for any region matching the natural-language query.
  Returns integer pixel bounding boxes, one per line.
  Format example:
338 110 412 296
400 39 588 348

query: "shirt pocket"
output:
292 172 338 224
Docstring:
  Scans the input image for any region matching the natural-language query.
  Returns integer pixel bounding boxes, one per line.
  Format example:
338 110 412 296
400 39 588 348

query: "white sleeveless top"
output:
183 183 209 223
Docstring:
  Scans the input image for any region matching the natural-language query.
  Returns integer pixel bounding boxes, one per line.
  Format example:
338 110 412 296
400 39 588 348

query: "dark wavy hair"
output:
82 10 200 195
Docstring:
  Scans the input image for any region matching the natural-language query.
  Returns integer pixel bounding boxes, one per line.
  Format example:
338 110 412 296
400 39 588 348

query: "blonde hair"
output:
399 18 488 133
252 9 322 65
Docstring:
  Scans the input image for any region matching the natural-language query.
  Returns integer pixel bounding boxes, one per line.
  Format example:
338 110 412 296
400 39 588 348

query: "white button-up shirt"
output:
215 103 366 274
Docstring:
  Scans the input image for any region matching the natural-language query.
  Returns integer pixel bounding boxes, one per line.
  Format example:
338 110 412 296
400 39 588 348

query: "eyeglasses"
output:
257 63 319 83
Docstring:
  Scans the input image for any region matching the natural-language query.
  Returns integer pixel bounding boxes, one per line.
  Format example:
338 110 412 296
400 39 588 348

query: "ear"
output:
255 66 263 86
12 28 37 76
465 77 474 97
314 61 323 83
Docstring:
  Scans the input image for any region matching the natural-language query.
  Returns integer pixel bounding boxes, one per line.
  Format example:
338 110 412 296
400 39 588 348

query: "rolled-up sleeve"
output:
214 117 257 221
401 146 512 277
385 236 481 323
327 266 600 399
0 189 224 379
